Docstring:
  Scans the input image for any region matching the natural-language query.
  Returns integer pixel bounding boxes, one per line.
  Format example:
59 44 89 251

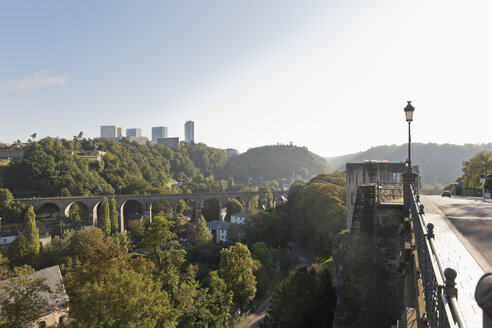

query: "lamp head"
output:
404 101 415 122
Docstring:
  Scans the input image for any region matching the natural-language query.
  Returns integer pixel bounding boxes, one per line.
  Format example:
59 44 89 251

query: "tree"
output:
70 268 174 328
262 263 336 328
227 176 235 190
9 206 40 265
225 197 244 221
462 151 492 189
201 198 220 221
219 242 257 309
248 196 260 216
109 198 119 234
0 266 50 328
30 133 37 141
265 189 274 211
194 216 213 247
97 198 111 236
176 199 190 217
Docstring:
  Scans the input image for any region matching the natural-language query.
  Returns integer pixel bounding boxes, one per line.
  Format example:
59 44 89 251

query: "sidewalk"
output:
420 200 484 327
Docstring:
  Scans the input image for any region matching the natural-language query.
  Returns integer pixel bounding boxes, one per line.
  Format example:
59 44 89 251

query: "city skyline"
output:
1 1 492 157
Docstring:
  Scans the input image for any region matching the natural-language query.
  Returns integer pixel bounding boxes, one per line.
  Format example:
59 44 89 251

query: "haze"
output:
1 0 490 156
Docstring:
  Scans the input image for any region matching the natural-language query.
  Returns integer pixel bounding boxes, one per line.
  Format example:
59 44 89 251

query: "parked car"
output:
441 191 451 197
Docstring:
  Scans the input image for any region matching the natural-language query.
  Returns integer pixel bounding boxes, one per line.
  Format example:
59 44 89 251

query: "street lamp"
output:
404 101 415 173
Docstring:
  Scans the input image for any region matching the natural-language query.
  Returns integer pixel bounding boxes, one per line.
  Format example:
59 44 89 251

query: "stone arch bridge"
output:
15 191 287 233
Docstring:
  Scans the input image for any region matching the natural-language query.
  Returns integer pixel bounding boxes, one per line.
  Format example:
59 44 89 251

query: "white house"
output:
230 212 248 225
206 220 231 244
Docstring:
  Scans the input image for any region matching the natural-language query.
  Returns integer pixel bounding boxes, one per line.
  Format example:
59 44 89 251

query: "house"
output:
0 231 18 247
0 265 70 327
230 212 248 225
274 196 288 207
0 231 51 248
206 220 231 244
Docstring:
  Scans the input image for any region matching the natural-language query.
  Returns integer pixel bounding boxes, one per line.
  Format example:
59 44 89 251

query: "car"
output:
441 191 451 197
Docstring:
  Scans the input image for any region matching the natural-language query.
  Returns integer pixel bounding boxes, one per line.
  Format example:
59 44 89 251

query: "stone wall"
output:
346 162 407 231
333 184 405 328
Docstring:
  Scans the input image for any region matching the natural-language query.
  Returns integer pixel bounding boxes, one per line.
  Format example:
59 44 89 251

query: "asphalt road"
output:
421 195 492 270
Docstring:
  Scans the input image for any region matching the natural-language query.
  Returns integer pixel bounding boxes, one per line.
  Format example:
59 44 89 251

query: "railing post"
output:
475 273 492 328
403 171 418 212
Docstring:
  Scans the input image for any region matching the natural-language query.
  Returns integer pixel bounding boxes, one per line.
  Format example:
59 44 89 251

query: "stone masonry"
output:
333 184 406 328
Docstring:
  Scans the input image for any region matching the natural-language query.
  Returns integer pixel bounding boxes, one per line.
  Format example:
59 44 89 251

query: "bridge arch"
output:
150 199 175 219
200 197 222 222
175 198 196 219
120 199 144 232
64 201 90 224
36 202 61 218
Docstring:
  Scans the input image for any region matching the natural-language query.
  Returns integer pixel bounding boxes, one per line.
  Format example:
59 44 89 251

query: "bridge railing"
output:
410 185 468 328
376 180 404 204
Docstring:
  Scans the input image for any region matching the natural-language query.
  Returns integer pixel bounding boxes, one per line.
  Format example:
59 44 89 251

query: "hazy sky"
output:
1 0 491 157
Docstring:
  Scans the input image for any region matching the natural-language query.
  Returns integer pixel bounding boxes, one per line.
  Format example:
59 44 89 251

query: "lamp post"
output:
404 101 415 173
403 101 417 212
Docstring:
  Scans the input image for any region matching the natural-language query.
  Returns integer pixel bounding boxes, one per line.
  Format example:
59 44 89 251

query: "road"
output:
421 195 492 270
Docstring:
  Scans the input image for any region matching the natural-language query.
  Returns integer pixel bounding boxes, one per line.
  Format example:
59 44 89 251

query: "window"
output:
351 193 356 204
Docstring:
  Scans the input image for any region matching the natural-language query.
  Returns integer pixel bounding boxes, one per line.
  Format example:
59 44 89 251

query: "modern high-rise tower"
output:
152 127 168 142
126 128 142 138
184 121 194 144
101 125 122 140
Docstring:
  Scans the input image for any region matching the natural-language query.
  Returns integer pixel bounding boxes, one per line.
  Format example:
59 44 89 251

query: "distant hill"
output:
326 143 492 185
218 145 330 182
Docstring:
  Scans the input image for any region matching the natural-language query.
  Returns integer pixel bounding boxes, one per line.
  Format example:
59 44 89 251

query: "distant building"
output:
224 148 239 157
126 128 142 138
100 125 122 140
0 231 51 248
127 136 149 145
117 127 122 138
206 220 231 243
152 127 168 142
231 212 248 225
157 137 179 149
184 121 194 144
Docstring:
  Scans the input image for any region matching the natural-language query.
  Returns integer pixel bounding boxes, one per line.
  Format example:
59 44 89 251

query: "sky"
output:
1 0 491 157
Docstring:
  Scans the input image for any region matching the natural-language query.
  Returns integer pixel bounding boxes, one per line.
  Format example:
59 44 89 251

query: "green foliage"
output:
97 198 111 236
219 242 257 309
248 195 260 216
290 173 346 257
462 151 492 189
71 268 174 328
225 197 244 221
109 198 118 234
262 263 336 328
251 242 277 300
218 144 330 182
0 188 26 224
0 265 50 328
265 189 274 211
201 198 220 221
8 206 40 266
194 217 213 247
176 199 191 217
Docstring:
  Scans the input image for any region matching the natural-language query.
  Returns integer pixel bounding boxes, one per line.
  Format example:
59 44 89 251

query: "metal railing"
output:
410 185 468 328
376 180 404 204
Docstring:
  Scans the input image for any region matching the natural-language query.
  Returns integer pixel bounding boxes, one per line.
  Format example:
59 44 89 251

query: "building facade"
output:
126 128 142 137
157 137 180 149
231 212 248 225
100 125 117 139
184 121 194 144
152 127 168 142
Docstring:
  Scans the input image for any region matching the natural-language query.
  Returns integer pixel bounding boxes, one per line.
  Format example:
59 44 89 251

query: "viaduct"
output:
15 191 287 233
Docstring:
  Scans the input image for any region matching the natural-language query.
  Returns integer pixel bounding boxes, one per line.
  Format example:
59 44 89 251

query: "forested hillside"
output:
0 139 329 197
217 145 330 183
326 143 492 185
